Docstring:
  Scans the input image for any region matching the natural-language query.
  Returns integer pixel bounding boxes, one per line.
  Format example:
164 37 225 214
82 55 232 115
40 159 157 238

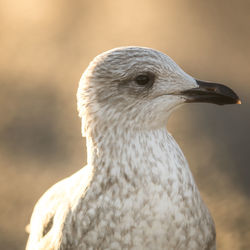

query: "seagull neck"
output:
86 127 189 180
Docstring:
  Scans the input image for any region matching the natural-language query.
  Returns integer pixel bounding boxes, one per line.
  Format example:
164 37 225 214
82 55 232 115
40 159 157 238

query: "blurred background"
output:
0 0 249 249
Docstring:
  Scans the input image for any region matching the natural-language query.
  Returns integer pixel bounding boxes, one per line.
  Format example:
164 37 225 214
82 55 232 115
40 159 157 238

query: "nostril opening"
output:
206 87 216 92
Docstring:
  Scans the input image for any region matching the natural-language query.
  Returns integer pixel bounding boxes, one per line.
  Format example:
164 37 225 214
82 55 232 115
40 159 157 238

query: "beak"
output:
181 80 241 105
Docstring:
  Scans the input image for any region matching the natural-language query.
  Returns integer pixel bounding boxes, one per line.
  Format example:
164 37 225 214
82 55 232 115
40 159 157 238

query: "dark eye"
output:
134 73 155 87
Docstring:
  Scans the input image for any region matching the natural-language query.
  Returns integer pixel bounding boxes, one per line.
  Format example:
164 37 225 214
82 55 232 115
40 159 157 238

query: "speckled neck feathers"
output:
62 128 215 250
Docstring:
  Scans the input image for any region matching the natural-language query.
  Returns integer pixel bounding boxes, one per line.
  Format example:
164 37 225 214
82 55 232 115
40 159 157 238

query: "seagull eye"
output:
134 73 155 87
135 75 150 85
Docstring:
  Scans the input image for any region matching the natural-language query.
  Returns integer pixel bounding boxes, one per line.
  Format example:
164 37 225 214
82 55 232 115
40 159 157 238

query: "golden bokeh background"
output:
0 0 249 249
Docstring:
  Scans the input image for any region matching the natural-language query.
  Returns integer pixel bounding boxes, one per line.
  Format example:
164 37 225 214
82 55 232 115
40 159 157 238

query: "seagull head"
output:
77 46 240 136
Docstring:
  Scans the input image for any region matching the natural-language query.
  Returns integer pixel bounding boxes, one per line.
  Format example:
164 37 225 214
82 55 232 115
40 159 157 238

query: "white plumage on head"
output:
26 46 240 250
77 46 196 137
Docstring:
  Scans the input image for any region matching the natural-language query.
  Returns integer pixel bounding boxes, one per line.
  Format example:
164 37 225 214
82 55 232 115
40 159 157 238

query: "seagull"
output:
26 46 240 250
